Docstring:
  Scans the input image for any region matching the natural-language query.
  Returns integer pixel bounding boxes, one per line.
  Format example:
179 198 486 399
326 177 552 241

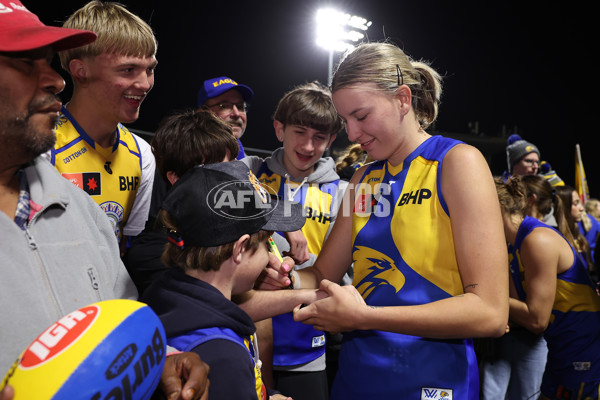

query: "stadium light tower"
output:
315 8 372 85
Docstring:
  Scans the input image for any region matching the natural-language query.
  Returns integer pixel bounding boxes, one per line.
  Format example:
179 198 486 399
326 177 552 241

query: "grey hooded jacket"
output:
0 157 137 373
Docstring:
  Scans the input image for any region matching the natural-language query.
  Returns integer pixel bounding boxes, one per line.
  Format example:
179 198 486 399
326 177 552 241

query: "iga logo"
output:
20 305 99 368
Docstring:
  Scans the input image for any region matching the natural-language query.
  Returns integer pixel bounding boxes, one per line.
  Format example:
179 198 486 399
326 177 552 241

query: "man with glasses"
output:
198 76 254 159
503 133 541 178
485 132 547 400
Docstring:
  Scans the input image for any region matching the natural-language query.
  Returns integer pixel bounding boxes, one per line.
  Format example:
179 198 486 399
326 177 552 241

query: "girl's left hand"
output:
293 279 366 334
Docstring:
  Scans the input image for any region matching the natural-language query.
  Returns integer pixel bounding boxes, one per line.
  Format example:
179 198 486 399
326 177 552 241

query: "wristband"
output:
289 270 300 290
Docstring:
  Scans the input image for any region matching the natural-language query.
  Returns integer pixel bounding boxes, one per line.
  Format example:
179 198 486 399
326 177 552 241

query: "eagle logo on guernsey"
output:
353 246 405 299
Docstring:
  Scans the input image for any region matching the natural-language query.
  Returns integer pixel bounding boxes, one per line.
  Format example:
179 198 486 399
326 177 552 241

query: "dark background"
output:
30 0 598 195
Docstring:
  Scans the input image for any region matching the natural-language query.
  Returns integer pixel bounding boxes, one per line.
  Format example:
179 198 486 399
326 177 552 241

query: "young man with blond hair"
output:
47 1 157 246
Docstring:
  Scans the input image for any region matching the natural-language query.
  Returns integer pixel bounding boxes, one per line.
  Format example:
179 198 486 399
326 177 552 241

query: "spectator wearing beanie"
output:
504 134 541 178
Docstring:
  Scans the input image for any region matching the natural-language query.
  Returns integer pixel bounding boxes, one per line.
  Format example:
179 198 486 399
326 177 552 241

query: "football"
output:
1 299 166 400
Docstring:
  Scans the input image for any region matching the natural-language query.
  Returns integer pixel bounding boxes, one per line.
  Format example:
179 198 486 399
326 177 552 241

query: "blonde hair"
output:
59 1 157 71
585 198 600 220
331 42 442 129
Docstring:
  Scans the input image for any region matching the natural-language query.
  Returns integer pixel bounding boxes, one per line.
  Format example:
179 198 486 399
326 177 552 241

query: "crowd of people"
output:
1 1 598 400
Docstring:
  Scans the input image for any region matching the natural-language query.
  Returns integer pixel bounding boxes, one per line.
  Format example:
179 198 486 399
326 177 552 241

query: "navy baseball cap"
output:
197 76 254 107
161 161 305 248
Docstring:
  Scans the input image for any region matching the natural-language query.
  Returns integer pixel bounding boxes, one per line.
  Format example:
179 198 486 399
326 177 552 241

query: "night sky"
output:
30 0 598 195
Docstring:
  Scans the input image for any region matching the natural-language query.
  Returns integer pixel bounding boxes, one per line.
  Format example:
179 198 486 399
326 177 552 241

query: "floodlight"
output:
315 7 372 83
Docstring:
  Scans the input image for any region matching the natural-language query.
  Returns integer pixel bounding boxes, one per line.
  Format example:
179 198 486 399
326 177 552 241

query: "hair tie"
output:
164 227 185 250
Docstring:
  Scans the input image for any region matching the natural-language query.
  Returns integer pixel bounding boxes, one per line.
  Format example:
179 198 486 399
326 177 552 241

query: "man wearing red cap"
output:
0 2 208 399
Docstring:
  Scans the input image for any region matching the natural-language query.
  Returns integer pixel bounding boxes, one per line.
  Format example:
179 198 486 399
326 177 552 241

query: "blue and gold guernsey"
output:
254 158 344 368
50 107 147 239
332 135 478 400
510 216 600 400
169 327 267 400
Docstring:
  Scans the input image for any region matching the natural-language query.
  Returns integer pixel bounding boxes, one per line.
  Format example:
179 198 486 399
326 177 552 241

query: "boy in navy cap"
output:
141 161 305 400
198 76 254 159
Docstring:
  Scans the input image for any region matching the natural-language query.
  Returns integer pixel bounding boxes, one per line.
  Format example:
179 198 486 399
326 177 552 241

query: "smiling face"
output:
275 121 335 178
76 52 157 125
333 83 405 165
0 46 65 161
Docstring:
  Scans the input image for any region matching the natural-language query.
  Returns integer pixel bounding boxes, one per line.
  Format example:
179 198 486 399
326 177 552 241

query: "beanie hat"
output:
506 134 540 173
539 161 565 187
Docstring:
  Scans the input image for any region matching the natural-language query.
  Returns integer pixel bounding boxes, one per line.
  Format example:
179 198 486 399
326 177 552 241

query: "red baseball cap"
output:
0 0 97 52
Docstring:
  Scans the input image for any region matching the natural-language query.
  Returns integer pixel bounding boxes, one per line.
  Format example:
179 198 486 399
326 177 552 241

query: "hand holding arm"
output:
294 279 366 334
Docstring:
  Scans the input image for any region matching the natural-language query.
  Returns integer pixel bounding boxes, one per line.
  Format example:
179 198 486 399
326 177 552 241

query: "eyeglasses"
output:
396 64 404 86
205 101 249 113
521 158 540 166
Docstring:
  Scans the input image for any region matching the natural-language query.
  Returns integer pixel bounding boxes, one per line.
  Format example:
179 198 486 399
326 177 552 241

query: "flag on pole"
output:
575 144 589 203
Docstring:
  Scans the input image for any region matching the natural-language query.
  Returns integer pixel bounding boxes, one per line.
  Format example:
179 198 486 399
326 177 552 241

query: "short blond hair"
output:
59 1 157 72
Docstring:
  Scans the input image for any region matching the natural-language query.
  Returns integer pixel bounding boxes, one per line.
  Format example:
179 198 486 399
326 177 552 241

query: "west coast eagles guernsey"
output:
49 107 154 238
169 327 267 400
332 135 478 400
510 216 600 399
252 155 346 368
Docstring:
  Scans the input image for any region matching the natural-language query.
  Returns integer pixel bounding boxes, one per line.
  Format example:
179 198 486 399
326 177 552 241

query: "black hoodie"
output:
141 268 262 400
